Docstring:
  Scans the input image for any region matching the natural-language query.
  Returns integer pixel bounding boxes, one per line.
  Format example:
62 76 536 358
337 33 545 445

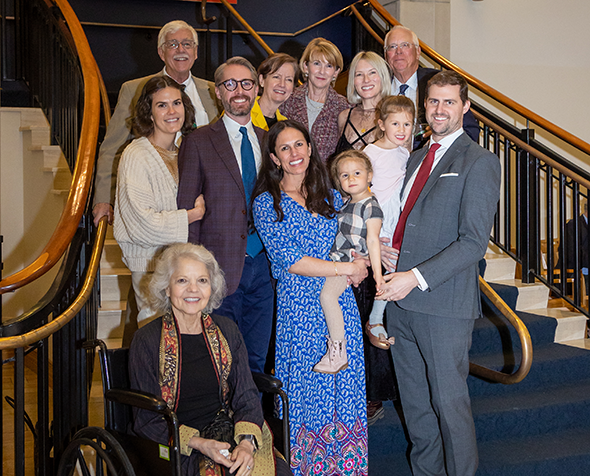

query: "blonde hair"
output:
300 38 343 75
347 51 392 104
330 150 373 196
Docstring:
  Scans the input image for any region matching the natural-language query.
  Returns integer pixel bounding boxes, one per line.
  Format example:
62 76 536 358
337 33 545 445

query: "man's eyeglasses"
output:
217 78 256 92
163 40 197 50
384 42 415 52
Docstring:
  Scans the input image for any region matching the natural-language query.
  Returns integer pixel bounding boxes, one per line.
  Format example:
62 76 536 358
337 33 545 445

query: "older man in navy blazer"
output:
384 25 480 145
378 71 501 476
177 57 273 373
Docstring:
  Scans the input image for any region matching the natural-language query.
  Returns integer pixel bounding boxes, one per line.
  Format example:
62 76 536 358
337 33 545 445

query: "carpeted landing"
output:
368 283 590 475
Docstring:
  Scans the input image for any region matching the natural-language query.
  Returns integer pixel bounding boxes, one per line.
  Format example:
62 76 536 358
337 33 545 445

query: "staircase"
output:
97 225 130 347
0 107 71 318
368 247 590 475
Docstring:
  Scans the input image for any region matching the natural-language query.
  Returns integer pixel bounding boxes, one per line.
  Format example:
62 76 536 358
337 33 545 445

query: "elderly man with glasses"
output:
384 25 479 146
177 57 274 374
92 20 219 227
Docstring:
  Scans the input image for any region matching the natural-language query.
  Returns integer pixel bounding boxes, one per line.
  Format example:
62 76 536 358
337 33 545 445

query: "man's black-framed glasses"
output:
218 78 256 92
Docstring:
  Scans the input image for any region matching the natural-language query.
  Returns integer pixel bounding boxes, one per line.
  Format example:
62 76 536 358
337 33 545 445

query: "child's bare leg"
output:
320 275 349 340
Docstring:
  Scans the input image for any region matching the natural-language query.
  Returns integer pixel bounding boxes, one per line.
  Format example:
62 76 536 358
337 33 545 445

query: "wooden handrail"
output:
218 0 274 55
366 0 590 156
0 218 107 350
472 109 590 191
472 277 533 384
0 0 101 295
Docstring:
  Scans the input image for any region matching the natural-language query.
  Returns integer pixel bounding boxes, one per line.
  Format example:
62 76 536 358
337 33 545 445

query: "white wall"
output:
450 0 590 154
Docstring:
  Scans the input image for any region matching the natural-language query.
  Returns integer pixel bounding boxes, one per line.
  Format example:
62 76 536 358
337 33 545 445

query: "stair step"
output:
43 166 72 190
97 309 125 339
100 269 131 302
484 252 516 281
100 239 125 269
468 343 590 396
20 125 50 146
526 307 588 342
472 380 590 442
29 145 67 168
489 278 549 311
477 427 590 476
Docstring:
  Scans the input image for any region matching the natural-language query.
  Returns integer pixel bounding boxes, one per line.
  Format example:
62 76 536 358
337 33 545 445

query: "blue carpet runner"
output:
369 282 590 475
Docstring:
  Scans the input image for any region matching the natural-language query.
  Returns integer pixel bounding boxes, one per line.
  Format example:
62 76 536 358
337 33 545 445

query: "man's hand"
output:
376 271 418 301
93 202 114 226
380 237 398 272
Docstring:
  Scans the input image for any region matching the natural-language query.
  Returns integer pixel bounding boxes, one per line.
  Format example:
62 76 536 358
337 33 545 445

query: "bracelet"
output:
332 260 339 276
238 434 258 455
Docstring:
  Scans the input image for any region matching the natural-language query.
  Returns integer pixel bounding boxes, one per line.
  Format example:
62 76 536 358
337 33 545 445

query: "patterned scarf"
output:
158 312 234 476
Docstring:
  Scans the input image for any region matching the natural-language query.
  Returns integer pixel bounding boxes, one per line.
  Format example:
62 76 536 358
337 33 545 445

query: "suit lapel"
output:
210 121 246 200
414 133 469 205
402 146 429 195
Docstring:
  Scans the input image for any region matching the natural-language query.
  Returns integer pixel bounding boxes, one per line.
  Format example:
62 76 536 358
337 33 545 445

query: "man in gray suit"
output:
92 20 219 226
378 71 501 476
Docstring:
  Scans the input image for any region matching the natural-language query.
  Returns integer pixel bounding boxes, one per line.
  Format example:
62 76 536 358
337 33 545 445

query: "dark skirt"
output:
352 274 398 402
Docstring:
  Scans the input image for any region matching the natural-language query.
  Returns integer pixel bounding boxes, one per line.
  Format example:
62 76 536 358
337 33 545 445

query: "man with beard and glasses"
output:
177 57 274 374
93 20 219 227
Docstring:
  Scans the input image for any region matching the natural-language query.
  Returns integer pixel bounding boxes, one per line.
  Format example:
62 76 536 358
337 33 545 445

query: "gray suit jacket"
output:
93 72 220 206
396 132 501 319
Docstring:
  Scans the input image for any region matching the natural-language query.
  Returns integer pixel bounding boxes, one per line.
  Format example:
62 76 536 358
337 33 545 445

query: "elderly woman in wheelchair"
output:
128 242 289 476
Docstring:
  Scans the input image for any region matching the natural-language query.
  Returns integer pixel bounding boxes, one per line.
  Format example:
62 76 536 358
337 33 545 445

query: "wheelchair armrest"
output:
251 371 283 394
105 389 168 414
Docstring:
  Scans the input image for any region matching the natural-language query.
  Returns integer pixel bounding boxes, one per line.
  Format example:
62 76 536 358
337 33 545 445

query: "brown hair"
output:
258 53 299 81
377 95 416 123
330 150 373 196
252 120 336 222
426 70 469 105
133 76 195 137
214 56 258 87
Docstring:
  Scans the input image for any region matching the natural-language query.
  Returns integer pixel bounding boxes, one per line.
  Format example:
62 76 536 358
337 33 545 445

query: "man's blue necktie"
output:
398 84 409 96
239 127 263 257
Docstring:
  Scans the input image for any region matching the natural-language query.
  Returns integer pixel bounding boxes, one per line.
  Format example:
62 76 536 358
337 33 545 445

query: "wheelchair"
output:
57 340 290 476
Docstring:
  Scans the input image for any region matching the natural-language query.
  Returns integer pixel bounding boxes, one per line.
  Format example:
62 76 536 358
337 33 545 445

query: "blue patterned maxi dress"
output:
253 190 368 476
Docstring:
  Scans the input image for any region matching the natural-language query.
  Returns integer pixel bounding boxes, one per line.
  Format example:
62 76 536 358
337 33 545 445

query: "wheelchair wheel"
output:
57 426 136 476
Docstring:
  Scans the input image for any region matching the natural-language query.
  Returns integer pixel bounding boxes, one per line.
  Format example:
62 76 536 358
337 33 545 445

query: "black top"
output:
175 333 220 431
335 108 377 155
265 114 278 129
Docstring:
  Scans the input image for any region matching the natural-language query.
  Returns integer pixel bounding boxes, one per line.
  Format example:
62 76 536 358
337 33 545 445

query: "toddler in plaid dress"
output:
313 150 384 374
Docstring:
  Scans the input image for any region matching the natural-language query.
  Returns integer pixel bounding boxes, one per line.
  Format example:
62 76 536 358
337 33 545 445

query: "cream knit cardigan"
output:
114 136 188 272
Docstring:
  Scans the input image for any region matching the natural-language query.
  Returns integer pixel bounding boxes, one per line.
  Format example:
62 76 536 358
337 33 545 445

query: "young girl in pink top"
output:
363 95 415 350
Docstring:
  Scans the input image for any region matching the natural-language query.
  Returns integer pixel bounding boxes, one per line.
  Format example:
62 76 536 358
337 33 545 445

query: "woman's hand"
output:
229 439 256 475
188 436 233 467
187 194 206 224
347 258 369 287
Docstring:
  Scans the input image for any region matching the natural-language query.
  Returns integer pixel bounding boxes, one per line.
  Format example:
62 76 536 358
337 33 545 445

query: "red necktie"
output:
391 143 441 250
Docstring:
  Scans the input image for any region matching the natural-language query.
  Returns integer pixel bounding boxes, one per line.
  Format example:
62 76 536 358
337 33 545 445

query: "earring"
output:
277 163 282 170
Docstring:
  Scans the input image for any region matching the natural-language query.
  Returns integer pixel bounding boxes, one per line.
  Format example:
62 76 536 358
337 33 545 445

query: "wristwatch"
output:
238 434 258 454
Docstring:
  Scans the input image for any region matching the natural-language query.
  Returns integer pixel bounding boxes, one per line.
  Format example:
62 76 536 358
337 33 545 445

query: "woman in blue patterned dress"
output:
252 120 368 476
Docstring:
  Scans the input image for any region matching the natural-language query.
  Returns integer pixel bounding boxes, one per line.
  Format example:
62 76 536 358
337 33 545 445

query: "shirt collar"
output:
393 70 418 91
431 127 464 150
222 113 253 137
162 67 193 87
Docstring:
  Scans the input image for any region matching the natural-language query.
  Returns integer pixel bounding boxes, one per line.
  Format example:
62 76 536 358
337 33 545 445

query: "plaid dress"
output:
330 196 383 263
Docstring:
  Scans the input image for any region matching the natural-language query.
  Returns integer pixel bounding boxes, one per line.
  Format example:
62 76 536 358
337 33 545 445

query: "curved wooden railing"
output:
0 0 101 295
472 278 533 384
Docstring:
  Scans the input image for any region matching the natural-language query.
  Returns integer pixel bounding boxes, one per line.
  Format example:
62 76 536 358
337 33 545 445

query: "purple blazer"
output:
280 83 350 162
177 119 266 295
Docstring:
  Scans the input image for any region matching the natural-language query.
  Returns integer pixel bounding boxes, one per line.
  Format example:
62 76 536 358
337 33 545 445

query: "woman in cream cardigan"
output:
114 75 205 328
